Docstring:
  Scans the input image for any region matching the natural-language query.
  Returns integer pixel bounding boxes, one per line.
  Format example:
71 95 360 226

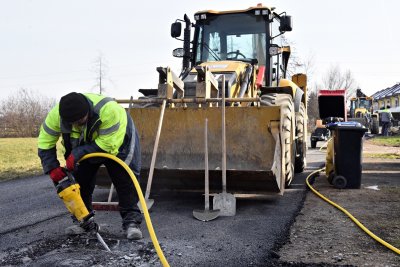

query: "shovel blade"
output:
137 199 154 213
193 209 220 222
213 193 236 216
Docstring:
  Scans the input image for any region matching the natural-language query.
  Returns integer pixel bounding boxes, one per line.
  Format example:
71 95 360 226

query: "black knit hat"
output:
59 92 89 123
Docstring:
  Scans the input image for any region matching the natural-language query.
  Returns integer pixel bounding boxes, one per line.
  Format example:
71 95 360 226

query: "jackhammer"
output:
55 170 110 251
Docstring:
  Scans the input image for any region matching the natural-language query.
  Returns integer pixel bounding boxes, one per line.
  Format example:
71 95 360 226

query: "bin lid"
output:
327 121 368 132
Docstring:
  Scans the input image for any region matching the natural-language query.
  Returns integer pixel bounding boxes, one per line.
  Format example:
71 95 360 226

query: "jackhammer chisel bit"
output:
96 232 111 252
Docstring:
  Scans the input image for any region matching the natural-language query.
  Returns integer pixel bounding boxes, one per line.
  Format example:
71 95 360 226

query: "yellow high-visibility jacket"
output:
38 93 141 175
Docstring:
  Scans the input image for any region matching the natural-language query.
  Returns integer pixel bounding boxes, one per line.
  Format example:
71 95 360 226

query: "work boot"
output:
65 222 101 235
126 224 142 240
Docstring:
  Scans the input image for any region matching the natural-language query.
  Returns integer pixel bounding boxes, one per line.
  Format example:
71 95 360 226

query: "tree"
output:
322 65 357 99
92 53 109 94
306 88 320 131
0 89 55 137
281 36 316 82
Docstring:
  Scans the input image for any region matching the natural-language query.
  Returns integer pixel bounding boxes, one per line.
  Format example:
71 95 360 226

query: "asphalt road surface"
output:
0 150 325 266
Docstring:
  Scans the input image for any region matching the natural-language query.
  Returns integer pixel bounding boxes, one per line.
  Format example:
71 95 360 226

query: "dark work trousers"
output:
382 121 390 136
74 159 143 229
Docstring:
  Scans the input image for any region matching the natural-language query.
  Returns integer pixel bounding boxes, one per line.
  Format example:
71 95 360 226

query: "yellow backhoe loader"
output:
117 4 307 195
348 89 379 134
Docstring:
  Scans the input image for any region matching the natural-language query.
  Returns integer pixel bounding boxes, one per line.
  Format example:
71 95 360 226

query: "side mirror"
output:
279 15 292 32
269 44 281 56
172 48 184 58
171 22 182 38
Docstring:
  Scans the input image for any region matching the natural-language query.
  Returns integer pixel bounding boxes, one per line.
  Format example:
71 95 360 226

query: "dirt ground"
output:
278 139 400 266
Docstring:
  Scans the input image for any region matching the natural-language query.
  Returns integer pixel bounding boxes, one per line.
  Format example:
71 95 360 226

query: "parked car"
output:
310 127 330 148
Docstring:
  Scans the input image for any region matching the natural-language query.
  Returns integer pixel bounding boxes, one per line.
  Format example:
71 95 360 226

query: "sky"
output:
0 0 399 101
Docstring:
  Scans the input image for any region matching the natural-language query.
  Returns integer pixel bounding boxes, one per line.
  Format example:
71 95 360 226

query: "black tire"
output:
295 102 306 173
311 140 317 149
332 175 347 189
260 93 295 187
371 117 379 134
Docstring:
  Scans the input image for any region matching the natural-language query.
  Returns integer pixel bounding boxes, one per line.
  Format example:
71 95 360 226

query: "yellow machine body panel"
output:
354 108 368 117
131 106 284 193
195 6 273 16
192 61 251 99
195 61 248 73
276 79 299 97
291 74 307 107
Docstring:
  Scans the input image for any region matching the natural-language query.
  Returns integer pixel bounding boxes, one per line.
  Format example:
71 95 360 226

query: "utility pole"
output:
93 53 107 94
99 56 103 94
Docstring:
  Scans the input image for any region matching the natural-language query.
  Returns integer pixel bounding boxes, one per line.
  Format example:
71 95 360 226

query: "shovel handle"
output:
145 99 167 199
107 183 114 202
221 75 227 193
204 118 210 210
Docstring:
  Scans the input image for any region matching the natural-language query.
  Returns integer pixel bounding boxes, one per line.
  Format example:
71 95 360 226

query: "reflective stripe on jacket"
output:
38 93 138 174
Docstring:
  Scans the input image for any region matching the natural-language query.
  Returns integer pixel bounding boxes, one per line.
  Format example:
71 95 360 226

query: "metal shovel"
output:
213 76 236 216
193 118 220 221
138 99 166 212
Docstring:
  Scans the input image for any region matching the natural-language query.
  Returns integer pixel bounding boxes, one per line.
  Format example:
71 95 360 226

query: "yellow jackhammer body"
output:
56 171 90 221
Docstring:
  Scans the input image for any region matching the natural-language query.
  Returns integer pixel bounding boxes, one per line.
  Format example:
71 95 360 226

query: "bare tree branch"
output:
322 65 357 99
281 36 315 82
0 89 55 137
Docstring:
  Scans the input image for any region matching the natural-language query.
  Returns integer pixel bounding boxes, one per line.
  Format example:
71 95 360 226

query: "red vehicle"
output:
310 90 346 148
318 89 347 122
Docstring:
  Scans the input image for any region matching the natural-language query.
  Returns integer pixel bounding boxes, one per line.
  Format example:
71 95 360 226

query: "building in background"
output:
371 83 400 121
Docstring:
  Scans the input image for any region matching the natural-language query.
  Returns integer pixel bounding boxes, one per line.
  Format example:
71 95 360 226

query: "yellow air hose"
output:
80 153 170 267
306 168 400 255
319 137 332 151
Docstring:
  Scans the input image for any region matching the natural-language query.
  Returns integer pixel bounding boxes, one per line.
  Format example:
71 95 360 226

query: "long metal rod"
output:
221 76 227 194
96 232 111 252
107 183 114 202
145 99 167 199
204 118 209 211
117 97 259 104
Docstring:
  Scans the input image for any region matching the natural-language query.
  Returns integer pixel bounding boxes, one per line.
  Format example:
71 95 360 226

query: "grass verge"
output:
0 138 64 181
363 153 400 159
369 136 400 147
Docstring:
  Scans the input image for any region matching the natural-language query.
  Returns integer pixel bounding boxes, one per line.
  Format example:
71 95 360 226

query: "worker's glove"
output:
80 216 99 233
65 154 76 172
49 167 67 182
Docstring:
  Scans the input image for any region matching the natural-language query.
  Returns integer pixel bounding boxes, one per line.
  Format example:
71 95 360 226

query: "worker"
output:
38 92 143 240
381 105 394 136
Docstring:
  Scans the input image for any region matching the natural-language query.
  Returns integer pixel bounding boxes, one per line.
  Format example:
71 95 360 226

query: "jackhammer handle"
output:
54 169 75 192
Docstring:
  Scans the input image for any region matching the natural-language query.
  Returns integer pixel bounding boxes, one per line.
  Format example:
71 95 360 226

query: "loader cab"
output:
171 5 292 87
193 13 267 65
350 97 373 117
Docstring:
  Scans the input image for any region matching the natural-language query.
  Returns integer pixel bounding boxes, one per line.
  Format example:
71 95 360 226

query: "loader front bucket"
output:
130 105 285 194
